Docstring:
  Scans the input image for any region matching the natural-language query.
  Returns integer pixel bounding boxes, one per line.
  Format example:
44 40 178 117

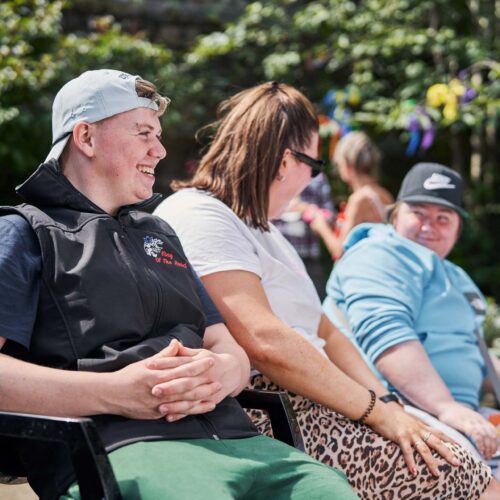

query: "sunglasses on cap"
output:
290 150 325 178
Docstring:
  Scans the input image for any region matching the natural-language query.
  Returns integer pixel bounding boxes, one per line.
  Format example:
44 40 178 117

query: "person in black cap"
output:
325 162 500 474
395 161 468 216
156 81 499 500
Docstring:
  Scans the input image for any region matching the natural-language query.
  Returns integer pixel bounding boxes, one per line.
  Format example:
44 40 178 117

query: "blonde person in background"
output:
155 81 499 499
306 131 394 260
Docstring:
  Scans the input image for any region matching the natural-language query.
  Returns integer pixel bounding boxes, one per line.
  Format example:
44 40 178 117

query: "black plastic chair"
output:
0 389 303 500
236 388 304 451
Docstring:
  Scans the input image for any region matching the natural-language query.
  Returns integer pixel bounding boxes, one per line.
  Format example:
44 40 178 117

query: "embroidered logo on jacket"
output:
143 236 164 257
143 235 188 269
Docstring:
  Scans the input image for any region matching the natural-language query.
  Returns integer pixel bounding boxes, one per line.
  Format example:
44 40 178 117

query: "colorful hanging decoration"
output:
403 101 436 156
319 86 361 160
404 71 479 156
426 76 478 121
406 111 421 156
323 86 360 135
427 80 460 121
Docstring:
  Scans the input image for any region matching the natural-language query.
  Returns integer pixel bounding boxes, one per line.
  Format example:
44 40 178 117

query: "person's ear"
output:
72 122 95 158
277 149 290 182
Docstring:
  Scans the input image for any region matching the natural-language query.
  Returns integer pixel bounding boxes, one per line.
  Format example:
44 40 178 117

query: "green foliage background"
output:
1 0 499 308
0 0 177 205
173 1 500 307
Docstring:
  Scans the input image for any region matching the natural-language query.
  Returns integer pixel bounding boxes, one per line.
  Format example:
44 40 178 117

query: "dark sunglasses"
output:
290 150 325 178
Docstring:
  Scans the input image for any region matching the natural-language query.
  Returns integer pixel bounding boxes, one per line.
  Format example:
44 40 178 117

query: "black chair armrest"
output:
0 411 121 500
0 389 303 499
236 389 304 451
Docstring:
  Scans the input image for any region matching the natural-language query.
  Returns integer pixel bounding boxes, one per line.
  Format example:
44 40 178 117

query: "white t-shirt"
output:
154 189 326 355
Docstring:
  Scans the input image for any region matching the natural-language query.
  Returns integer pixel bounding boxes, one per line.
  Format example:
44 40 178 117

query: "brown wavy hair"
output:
171 81 318 230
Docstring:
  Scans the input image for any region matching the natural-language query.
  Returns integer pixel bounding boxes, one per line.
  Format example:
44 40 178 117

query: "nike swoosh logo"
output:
423 179 455 190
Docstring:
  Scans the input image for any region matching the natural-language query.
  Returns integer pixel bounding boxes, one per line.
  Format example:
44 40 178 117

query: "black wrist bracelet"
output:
357 389 376 425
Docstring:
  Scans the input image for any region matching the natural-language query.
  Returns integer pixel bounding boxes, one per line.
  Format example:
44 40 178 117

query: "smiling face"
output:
90 107 166 212
393 202 461 258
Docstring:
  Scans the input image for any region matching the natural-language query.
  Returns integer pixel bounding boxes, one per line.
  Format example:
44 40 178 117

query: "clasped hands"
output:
111 339 235 422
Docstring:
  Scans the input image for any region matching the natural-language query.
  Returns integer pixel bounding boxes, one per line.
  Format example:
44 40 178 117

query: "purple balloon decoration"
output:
408 113 420 131
420 127 436 150
461 87 478 103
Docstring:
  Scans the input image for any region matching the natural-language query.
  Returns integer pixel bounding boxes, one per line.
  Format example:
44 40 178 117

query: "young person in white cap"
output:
325 162 500 471
0 69 358 499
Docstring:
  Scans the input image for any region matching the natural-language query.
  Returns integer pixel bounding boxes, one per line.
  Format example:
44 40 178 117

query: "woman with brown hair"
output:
306 131 394 260
154 81 497 498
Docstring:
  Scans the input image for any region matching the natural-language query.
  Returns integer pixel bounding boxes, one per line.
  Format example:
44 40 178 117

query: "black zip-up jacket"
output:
0 160 257 499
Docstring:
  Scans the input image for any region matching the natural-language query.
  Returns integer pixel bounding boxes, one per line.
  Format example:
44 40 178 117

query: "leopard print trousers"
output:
248 375 492 499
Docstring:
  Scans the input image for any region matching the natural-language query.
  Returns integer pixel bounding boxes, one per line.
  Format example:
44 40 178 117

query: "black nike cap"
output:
397 162 467 218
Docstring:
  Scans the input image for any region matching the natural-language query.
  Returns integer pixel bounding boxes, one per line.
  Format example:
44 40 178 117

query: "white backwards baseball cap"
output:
46 69 159 161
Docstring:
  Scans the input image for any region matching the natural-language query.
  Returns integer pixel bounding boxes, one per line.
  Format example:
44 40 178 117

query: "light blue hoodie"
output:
323 223 486 409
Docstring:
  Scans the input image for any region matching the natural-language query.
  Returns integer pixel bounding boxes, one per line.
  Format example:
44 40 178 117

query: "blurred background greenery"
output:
1 0 498 337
